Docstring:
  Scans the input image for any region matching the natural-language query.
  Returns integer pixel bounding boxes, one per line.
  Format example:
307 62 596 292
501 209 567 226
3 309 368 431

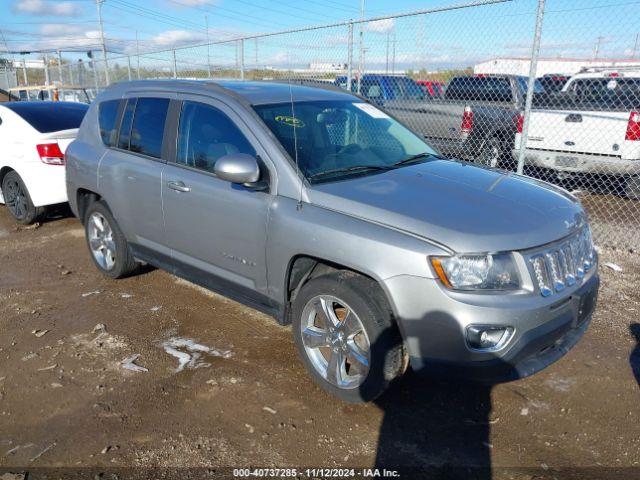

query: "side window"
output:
129 97 170 159
176 101 256 174
117 98 136 150
98 99 120 146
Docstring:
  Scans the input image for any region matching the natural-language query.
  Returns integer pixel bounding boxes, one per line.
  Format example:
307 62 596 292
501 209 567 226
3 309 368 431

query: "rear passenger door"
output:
161 96 272 301
99 95 174 255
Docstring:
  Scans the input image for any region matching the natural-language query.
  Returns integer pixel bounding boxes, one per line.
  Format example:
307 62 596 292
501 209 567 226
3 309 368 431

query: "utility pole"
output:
632 32 639 59
96 0 110 85
135 30 140 79
594 35 604 61
357 0 364 94
205 14 211 78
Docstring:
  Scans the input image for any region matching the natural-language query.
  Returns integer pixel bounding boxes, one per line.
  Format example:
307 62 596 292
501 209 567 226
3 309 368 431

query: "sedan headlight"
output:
430 253 521 291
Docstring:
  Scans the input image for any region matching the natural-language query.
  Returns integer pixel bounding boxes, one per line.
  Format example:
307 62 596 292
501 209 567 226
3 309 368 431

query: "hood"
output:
307 159 586 253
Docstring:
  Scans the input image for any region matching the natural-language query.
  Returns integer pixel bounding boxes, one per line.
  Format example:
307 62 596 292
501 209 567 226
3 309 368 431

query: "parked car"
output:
334 74 424 103
416 80 444 98
513 68 640 198
538 74 571 93
383 75 545 168
66 80 599 402
0 101 88 224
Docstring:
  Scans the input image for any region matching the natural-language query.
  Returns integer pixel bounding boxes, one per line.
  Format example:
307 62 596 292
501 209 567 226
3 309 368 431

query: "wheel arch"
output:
76 188 102 223
283 254 396 326
0 166 14 189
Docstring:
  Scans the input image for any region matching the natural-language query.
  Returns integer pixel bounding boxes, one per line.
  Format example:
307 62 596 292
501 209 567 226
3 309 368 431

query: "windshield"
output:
253 100 436 182
387 77 424 99
516 77 545 95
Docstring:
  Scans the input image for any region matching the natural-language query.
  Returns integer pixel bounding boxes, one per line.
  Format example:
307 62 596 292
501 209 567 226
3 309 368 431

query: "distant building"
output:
308 62 348 72
474 57 640 76
10 58 46 70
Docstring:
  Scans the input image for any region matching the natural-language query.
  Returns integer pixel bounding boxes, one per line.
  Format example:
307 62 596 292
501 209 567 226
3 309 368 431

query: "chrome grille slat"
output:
528 226 594 297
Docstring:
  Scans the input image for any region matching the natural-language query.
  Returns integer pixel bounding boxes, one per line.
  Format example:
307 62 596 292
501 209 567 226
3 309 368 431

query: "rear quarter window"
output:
129 98 170 159
4 102 88 133
98 100 121 146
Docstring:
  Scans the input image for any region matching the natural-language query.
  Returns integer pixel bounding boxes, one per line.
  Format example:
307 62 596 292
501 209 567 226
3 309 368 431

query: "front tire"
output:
1 171 43 224
292 271 405 403
84 201 138 279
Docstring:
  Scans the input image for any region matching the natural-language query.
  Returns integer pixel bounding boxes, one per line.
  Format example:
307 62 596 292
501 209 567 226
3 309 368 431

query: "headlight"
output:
430 253 521 291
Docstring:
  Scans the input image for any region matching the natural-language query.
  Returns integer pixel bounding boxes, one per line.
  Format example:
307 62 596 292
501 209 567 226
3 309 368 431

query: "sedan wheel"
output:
4 178 28 221
300 295 371 390
1 171 40 224
87 212 117 271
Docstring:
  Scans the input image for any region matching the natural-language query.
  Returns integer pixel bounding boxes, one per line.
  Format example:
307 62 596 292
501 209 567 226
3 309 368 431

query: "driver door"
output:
162 96 274 299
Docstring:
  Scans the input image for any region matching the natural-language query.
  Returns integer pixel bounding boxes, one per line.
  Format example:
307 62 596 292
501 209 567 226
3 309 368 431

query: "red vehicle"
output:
416 80 444 98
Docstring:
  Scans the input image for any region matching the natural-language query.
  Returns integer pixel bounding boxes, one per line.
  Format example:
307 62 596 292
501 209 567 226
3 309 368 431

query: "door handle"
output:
565 113 582 123
167 180 191 193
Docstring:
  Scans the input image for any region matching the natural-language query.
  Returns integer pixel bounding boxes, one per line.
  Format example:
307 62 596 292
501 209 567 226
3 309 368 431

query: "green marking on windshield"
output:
275 115 305 128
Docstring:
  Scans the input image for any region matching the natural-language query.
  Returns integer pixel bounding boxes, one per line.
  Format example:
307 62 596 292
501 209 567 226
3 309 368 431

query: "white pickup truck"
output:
513 68 640 198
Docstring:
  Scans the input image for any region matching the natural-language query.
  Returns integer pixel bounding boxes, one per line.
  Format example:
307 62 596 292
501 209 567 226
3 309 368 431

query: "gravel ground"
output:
0 206 639 480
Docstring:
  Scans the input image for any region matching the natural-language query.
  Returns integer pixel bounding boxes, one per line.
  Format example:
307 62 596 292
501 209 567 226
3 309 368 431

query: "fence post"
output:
127 56 132 81
239 39 245 80
44 54 50 86
22 58 28 86
517 0 546 175
92 60 99 93
347 21 354 91
172 50 178 79
57 50 64 100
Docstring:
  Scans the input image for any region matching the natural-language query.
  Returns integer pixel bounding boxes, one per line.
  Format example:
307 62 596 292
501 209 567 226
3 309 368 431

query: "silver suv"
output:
66 80 599 402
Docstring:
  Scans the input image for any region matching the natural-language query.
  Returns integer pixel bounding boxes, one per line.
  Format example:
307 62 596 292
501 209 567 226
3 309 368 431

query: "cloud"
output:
365 18 395 34
145 30 208 49
13 0 81 16
39 23 86 36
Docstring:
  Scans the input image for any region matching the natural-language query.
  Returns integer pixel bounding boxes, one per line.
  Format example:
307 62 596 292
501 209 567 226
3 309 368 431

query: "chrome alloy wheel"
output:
88 212 116 271
300 295 370 389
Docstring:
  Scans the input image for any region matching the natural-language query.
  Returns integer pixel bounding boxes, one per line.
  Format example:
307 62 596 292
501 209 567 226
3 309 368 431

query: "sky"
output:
1 0 639 71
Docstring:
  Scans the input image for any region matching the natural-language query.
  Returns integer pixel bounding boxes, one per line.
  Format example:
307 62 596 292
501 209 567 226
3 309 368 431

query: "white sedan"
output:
0 101 88 224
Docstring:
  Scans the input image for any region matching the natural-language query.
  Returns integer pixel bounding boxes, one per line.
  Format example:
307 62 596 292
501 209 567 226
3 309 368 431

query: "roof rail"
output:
578 64 640 73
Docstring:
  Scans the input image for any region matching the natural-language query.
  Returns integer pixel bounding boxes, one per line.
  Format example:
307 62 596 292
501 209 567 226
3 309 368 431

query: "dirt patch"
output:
0 207 638 476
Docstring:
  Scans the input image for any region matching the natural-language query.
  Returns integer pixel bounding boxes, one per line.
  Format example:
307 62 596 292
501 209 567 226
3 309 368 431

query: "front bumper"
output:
513 148 640 176
384 270 599 383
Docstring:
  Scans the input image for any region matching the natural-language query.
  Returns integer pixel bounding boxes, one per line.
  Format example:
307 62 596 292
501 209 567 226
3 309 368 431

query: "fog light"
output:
466 325 514 351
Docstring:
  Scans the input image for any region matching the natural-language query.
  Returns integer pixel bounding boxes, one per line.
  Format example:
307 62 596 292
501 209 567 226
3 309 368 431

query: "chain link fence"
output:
8 0 640 249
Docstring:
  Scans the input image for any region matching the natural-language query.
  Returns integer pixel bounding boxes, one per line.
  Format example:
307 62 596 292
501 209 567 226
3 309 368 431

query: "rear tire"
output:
1 171 43 224
84 200 138 279
292 271 405 403
624 175 640 200
476 137 503 168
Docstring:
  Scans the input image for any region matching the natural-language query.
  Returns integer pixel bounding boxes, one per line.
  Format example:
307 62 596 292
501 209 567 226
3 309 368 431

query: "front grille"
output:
529 226 595 297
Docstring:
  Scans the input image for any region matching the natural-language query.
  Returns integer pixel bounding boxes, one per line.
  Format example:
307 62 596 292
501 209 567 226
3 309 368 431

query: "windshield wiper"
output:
307 164 393 180
392 152 440 167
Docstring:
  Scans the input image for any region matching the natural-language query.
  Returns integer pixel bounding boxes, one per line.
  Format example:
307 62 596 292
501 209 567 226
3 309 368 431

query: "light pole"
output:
205 14 211 78
96 0 110 85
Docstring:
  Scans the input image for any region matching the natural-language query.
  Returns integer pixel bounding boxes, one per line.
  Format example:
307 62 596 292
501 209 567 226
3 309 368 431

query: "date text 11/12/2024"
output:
232 468 400 477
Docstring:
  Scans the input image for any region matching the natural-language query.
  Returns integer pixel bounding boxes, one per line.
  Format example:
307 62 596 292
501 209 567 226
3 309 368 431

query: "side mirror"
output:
214 153 260 185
